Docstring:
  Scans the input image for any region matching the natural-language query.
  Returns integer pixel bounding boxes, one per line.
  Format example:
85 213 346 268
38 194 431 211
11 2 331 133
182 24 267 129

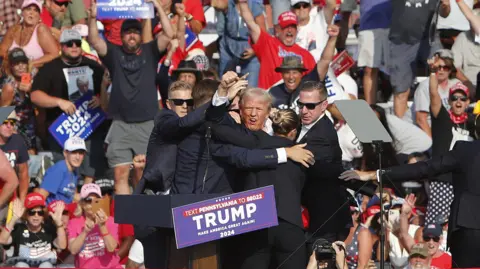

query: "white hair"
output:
239 87 274 109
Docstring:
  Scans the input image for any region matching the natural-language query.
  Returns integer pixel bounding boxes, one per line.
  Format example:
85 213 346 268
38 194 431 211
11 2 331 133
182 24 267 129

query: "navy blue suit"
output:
135 104 208 194
172 113 281 194
207 103 308 269
298 116 352 246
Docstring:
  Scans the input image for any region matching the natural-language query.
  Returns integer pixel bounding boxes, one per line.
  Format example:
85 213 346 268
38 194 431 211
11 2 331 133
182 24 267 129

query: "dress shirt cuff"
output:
212 91 230 107
276 148 287 164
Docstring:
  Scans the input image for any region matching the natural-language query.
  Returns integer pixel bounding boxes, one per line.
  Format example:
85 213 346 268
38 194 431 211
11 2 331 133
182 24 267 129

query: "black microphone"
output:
201 126 212 193
205 125 212 140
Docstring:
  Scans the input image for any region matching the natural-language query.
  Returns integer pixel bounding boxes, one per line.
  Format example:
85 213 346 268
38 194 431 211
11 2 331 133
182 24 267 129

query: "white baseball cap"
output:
291 0 311 6
64 136 87 152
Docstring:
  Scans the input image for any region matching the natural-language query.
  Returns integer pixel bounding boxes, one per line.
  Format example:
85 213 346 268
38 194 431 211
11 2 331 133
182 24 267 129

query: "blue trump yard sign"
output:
172 186 278 249
97 0 154 19
48 93 106 148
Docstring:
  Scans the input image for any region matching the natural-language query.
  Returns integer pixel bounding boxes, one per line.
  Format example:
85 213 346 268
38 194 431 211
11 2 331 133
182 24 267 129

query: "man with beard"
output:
88 0 173 195
31 29 105 185
237 0 316 89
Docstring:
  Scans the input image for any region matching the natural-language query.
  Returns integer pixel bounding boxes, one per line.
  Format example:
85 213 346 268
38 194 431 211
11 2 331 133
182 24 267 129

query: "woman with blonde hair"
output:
0 0 59 68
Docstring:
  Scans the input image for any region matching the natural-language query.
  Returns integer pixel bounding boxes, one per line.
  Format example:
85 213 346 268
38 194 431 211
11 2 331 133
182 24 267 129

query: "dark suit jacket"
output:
299 115 352 235
135 104 207 194
212 124 306 228
384 140 480 246
172 107 282 194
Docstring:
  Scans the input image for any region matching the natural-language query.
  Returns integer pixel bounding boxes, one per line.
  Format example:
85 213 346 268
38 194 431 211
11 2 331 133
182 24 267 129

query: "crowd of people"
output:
0 0 479 268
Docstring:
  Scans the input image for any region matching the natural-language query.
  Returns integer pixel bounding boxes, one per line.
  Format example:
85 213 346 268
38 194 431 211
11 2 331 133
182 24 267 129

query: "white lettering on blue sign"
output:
192 203 257 230
54 100 92 136
108 0 142 7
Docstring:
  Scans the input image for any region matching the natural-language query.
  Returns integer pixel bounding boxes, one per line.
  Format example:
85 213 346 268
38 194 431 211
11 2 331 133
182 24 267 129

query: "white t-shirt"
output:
437 0 473 31
386 114 433 155
128 239 145 267
296 8 329 58
389 224 420 269
412 78 460 126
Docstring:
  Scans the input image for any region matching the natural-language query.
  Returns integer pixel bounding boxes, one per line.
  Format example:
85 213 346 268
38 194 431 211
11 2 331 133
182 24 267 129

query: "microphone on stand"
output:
201 125 212 194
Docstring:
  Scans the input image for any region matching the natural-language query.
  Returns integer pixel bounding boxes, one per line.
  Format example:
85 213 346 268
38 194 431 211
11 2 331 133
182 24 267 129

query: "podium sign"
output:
97 0 154 19
172 186 278 249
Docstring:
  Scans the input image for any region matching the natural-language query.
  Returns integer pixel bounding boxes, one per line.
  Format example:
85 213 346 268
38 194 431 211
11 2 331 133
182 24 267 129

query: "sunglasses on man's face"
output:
2 119 16 127
170 99 194 107
423 236 440 242
62 40 82 48
54 0 69 7
28 210 45 217
297 99 326 110
293 2 310 9
450 95 468 102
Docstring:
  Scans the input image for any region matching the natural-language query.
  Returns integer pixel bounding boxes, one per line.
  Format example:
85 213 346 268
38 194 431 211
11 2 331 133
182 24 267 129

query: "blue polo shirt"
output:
40 160 79 205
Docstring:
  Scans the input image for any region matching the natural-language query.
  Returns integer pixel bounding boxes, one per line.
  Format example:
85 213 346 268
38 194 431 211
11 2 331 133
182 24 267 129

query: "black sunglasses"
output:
62 210 69 216
423 236 440 242
54 0 69 7
297 99 326 110
3 119 16 127
28 210 45 217
293 2 310 9
450 95 468 102
62 40 82 48
83 197 95 204
170 99 194 107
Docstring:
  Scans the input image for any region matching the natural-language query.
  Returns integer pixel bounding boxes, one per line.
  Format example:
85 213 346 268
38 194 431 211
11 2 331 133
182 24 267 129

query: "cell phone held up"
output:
21 73 31 85
91 197 111 216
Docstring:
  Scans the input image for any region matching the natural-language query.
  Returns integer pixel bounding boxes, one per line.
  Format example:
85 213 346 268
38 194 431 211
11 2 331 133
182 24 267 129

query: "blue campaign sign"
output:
97 0 154 19
48 93 106 148
172 186 278 249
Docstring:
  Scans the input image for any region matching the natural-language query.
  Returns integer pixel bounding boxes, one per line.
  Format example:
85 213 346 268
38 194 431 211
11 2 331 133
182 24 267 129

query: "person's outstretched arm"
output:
457 0 480 34
148 0 174 52
87 0 107 57
237 0 261 43
317 25 339 81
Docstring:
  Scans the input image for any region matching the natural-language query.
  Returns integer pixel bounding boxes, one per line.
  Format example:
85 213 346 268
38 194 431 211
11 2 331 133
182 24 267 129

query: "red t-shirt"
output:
431 252 452 269
250 30 316 89
101 19 125 46
40 7 53 27
185 0 206 29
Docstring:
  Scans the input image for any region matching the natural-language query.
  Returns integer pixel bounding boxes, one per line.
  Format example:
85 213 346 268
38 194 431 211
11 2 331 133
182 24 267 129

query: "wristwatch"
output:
186 14 194 21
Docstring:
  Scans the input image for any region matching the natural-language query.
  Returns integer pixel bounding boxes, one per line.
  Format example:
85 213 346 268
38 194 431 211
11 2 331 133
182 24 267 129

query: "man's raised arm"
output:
147 0 174 52
237 0 262 43
87 0 107 57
